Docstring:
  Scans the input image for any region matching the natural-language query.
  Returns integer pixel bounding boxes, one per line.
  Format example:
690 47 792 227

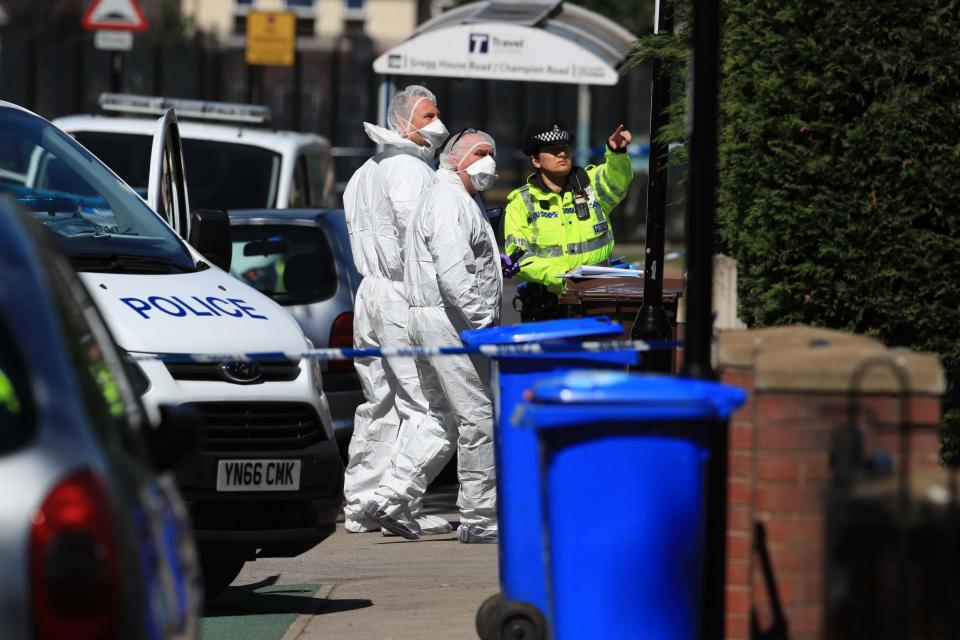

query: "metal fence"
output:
0 30 680 243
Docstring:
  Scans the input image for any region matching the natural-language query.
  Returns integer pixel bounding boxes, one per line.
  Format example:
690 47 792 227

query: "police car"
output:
0 199 202 639
0 101 342 597
54 93 335 211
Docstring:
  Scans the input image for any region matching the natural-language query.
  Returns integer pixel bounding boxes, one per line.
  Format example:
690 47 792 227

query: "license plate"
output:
216 460 301 492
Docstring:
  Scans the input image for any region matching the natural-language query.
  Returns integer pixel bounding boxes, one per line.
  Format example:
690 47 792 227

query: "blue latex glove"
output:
500 253 521 278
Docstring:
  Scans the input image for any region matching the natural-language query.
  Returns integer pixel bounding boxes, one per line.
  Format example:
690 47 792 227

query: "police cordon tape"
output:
131 339 682 363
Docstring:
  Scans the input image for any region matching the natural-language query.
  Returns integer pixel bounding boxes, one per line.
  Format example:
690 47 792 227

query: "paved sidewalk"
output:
215 485 498 640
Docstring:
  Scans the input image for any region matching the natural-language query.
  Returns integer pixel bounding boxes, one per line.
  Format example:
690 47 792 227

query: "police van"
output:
54 93 336 211
0 101 342 597
56 94 362 453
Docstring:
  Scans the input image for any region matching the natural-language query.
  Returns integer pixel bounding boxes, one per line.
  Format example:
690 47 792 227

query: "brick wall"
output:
716 326 947 640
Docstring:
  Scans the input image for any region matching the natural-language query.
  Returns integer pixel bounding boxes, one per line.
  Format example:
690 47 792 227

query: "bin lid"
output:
461 316 622 346
527 371 747 422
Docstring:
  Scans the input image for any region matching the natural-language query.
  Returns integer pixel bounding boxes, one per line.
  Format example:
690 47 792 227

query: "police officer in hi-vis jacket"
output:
504 120 634 319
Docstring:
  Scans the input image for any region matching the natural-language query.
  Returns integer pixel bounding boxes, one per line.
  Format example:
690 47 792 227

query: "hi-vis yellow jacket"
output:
504 149 633 294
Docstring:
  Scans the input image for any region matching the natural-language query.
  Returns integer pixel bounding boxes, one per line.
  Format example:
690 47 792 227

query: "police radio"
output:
569 168 592 221
573 190 591 221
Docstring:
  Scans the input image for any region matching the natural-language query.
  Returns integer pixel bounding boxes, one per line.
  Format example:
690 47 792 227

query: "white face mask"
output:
400 97 448 149
461 155 498 192
413 118 450 150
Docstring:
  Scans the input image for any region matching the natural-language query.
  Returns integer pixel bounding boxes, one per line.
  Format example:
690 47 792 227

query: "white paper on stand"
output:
558 265 643 279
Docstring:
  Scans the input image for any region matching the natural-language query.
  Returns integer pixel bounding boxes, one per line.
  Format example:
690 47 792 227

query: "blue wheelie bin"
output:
519 370 746 640
460 317 638 621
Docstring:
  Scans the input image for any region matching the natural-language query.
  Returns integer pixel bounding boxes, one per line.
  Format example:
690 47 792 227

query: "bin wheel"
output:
476 593 504 640
498 601 547 640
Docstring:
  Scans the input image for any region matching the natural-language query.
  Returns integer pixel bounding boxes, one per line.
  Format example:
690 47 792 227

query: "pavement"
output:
202 484 498 640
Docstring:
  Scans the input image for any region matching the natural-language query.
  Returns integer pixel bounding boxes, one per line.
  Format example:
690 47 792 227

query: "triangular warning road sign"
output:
82 0 148 32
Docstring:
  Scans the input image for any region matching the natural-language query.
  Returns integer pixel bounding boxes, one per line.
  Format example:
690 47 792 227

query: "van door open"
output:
148 109 191 238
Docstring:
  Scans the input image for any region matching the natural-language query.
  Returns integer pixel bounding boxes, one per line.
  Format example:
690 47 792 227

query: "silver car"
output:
228 208 362 450
0 200 202 639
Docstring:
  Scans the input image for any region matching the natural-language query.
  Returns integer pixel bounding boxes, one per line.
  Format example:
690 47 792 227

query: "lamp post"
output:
633 0 675 373
684 1 725 638
681 0 720 382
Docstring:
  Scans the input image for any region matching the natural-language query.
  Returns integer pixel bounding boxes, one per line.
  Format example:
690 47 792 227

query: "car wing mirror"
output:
188 209 232 271
147 404 202 472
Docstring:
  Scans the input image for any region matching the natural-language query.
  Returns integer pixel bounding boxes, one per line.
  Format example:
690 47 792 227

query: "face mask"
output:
461 155 498 192
414 118 449 149
400 97 448 149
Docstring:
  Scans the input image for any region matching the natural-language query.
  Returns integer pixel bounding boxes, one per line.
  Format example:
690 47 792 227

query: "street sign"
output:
246 11 296 67
82 0 148 31
94 29 134 51
373 22 619 86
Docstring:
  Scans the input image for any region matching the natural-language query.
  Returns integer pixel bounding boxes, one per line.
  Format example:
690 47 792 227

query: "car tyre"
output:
202 560 245 601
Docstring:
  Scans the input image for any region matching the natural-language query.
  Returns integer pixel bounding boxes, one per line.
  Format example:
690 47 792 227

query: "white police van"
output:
0 101 343 598
54 93 335 211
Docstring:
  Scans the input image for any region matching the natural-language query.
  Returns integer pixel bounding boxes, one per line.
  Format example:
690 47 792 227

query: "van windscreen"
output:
0 109 196 274
74 132 281 210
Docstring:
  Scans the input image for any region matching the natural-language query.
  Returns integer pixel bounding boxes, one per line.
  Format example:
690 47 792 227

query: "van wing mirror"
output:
188 209 232 272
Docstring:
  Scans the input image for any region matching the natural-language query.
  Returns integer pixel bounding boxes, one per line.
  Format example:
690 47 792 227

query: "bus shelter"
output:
372 0 637 166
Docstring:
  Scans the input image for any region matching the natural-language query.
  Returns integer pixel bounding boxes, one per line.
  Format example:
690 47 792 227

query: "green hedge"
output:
633 0 960 461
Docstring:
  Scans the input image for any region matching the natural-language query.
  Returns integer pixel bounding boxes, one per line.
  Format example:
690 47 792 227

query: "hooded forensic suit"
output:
403 168 503 532
341 122 451 533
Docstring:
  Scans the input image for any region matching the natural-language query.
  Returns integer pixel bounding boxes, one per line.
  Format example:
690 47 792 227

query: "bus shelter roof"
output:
372 1 637 87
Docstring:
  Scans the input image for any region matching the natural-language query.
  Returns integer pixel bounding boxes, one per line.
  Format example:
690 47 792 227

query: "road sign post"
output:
82 0 148 95
82 0 147 31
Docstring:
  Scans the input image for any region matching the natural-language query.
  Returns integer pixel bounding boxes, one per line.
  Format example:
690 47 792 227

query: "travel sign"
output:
373 23 619 86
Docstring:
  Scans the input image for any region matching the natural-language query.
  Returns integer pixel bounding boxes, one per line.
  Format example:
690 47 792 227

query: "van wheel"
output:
202 560 245 601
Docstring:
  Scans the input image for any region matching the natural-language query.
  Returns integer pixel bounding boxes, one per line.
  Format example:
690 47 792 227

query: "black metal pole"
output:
703 419 729 639
292 45 302 131
633 2 675 373
73 36 85 113
681 0 720 381
110 51 123 93
246 62 256 105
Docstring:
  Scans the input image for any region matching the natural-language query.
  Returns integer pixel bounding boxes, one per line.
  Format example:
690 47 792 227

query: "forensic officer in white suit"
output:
363 129 502 543
341 85 453 535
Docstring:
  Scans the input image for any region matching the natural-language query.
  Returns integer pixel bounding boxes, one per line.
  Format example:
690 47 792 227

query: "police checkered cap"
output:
439 130 496 170
523 120 574 155
387 85 437 135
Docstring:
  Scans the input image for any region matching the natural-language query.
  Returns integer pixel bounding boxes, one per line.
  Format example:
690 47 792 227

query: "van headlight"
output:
310 357 324 395
305 339 323 395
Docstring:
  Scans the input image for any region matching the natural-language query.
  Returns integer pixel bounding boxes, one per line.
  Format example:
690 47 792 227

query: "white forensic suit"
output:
403 169 503 533
341 123 450 533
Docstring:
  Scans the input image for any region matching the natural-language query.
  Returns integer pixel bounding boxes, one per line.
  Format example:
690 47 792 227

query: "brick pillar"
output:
716 326 946 640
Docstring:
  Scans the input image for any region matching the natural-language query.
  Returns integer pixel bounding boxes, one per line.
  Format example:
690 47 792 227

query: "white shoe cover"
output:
418 513 455 534
457 523 498 544
344 517 380 533
382 513 453 537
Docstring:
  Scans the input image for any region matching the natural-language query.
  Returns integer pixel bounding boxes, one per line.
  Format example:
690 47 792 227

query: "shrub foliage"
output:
634 0 960 460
